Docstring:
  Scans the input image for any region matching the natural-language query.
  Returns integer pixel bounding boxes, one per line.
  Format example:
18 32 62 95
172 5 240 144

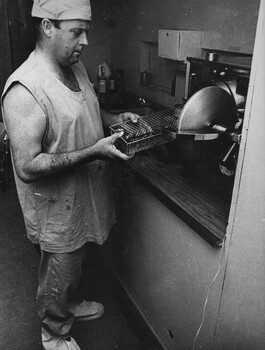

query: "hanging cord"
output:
192 238 226 350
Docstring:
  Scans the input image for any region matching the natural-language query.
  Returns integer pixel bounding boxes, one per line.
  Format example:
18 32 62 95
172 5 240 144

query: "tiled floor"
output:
0 176 163 350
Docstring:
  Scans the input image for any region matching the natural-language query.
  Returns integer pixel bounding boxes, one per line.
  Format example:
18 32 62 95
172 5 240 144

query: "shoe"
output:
67 300 104 322
42 327 81 350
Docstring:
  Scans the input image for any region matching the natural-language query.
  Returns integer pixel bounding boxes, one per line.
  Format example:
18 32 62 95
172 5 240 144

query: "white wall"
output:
110 0 260 107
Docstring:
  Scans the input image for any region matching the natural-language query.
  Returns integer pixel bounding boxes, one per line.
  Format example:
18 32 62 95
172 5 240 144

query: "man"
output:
1 0 138 349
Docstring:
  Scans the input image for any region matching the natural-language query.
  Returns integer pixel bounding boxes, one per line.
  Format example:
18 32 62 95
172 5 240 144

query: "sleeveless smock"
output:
1 51 115 253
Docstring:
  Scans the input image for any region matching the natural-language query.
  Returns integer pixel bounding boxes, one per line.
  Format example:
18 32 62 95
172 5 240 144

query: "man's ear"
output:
41 18 54 38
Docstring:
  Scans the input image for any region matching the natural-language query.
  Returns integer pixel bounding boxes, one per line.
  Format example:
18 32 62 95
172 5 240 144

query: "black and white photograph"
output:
0 0 264 349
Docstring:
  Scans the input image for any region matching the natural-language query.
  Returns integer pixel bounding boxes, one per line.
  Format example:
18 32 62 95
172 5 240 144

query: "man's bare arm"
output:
3 84 132 183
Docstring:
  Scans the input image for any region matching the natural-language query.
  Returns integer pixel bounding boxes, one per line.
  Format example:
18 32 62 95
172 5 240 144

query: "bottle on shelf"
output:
109 72 116 93
97 65 107 95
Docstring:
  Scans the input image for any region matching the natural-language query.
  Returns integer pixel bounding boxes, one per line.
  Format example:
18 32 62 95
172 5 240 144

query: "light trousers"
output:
36 244 88 336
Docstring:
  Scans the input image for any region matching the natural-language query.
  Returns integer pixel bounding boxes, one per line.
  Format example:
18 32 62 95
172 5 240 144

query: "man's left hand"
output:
119 112 139 124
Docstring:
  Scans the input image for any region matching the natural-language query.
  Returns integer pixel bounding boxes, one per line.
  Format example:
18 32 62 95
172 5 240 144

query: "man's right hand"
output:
93 132 134 161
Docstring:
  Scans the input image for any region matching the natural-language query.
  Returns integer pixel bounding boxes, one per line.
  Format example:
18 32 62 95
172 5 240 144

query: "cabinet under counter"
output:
120 148 232 246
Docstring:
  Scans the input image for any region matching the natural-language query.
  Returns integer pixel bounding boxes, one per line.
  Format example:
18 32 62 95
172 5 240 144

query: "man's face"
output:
51 20 90 66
